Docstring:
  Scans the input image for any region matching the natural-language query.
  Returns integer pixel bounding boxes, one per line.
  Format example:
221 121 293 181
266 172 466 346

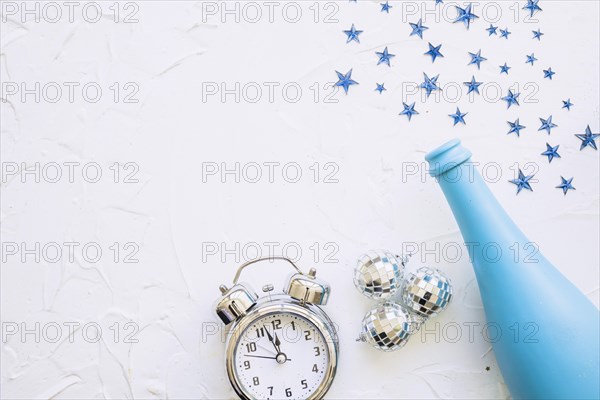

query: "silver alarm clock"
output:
215 257 339 400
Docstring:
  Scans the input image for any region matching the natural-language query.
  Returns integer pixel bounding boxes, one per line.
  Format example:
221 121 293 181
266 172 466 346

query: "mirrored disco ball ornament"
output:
357 302 420 352
401 266 453 318
353 250 406 299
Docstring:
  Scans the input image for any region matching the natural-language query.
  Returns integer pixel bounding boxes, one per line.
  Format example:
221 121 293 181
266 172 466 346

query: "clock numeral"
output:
304 330 312 341
301 379 308 389
246 342 257 353
314 346 321 356
267 386 274 395
272 319 282 330
291 321 296 331
252 376 260 386
312 364 319 373
256 327 265 338
243 360 251 370
285 388 292 397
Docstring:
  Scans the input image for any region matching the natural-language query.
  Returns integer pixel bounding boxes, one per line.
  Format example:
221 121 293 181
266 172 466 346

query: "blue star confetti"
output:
425 42 444 63
499 27 511 39
468 49 487 69
464 76 482 94
562 99 574 110
502 90 520 108
526 53 538 65
376 46 395 66
344 24 363 43
538 115 557 134
556 176 575 195
335 0 596 200
507 119 526 136
453 4 479 29
532 29 544 40
575 125 599 150
409 19 429 39
543 67 556 80
399 102 419 121
541 143 561 162
500 63 511 74
510 169 534 194
420 73 440 98
523 0 542 17
335 69 358 94
449 108 468 125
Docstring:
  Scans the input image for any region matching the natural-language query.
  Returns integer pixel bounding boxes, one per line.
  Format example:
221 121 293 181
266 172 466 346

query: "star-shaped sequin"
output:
420 73 440 98
532 29 544 40
464 76 482 95
556 176 575 195
543 68 555 80
380 1 392 12
499 63 511 74
486 24 498 36
343 24 363 43
526 53 537 65
523 0 542 17
453 3 479 29
449 107 468 125
562 99 574 110
375 83 386 94
507 119 526 136
575 125 600 150
425 42 444 63
501 90 520 108
541 143 561 162
510 169 534 194
399 102 419 121
376 46 395 66
409 18 429 39
334 69 358 94
468 49 487 69
538 115 557 134
499 27 511 39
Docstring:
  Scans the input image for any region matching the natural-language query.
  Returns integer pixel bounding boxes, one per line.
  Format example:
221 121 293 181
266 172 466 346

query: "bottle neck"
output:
436 161 529 249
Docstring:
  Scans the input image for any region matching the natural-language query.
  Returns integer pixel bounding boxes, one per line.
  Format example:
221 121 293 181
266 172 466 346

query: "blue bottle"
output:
425 139 599 399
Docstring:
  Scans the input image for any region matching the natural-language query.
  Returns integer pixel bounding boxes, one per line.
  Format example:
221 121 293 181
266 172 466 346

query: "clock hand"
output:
244 354 276 360
244 354 292 361
274 330 281 347
257 343 276 355
263 324 281 353
273 330 282 353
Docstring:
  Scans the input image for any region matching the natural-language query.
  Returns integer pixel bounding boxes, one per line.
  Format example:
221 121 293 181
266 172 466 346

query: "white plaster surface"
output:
1 1 599 399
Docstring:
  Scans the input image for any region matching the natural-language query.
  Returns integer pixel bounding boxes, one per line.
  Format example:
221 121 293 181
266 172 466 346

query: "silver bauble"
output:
357 302 419 352
401 266 452 318
353 250 406 299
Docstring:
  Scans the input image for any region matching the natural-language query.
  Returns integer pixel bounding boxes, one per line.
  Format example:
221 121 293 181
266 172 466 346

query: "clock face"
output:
232 311 332 400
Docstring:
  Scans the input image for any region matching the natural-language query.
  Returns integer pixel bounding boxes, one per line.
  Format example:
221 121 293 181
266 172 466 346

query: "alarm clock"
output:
215 257 339 400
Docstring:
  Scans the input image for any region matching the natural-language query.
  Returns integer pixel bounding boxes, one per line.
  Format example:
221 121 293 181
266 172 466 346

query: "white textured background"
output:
1 1 599 399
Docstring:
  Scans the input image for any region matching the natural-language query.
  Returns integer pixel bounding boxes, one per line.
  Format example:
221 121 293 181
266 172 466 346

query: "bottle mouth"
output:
425 138 472 177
